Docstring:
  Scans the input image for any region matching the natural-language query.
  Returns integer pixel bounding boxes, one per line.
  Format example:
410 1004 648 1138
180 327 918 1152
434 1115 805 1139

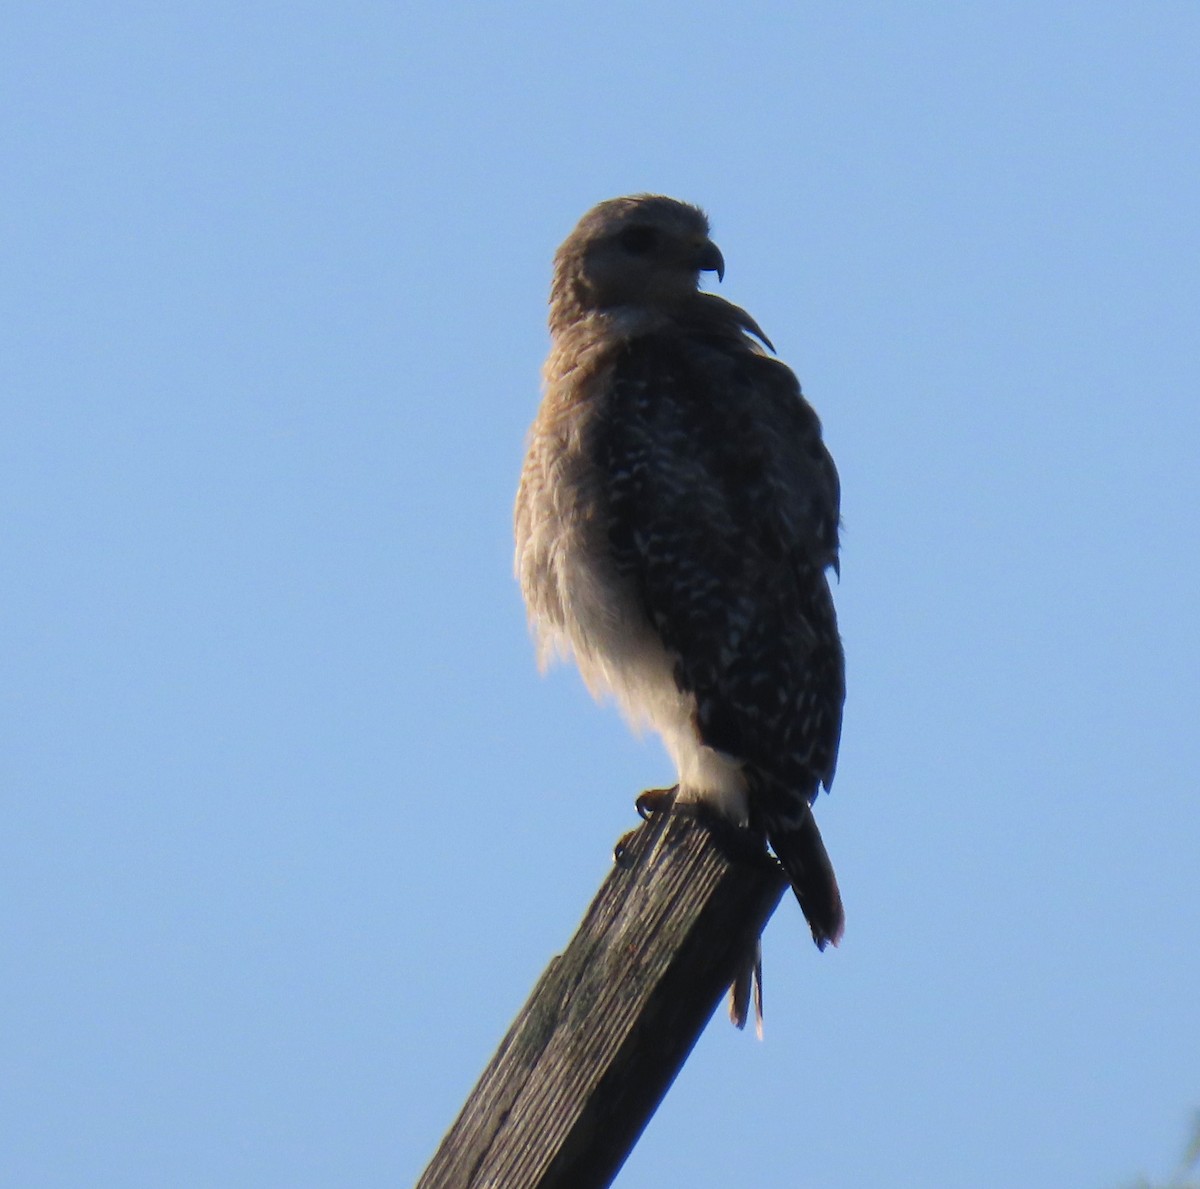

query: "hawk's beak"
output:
696 240 725 282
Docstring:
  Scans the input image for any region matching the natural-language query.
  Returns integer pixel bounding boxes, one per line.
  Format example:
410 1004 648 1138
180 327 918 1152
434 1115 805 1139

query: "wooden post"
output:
416 804 789 1189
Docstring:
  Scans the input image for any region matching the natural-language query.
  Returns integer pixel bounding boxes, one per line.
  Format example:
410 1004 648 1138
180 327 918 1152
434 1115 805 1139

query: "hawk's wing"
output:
591 329 845 802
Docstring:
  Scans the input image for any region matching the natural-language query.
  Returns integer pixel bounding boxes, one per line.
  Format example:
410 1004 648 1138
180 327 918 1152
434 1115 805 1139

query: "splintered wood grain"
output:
417 807 787 1189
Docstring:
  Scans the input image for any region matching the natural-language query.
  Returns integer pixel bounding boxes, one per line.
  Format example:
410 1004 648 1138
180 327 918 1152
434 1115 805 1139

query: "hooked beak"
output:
696 240 725 282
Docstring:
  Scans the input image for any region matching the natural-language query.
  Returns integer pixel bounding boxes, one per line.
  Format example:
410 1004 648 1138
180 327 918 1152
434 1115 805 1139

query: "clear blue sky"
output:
4 4 1198 1186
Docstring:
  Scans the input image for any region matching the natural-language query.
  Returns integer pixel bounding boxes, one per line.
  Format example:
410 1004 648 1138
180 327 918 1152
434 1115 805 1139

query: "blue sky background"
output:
4 4 1198 1186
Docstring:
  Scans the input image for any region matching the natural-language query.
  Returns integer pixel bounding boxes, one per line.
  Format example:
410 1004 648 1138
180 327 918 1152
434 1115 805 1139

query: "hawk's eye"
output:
619 225 657 255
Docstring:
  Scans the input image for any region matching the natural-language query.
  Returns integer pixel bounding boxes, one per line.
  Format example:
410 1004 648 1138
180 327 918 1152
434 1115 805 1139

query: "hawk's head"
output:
550 195 724 324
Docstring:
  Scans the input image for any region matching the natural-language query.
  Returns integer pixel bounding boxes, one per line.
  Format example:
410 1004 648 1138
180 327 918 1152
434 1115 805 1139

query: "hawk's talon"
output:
635 785 679 820
613 830 639 867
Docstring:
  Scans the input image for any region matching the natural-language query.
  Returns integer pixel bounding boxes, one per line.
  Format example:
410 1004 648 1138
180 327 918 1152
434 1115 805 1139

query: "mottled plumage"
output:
515 195 846 981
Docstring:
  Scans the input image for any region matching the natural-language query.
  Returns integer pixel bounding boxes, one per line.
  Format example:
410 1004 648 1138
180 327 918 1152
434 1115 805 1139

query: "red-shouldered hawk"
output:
515 195 845 995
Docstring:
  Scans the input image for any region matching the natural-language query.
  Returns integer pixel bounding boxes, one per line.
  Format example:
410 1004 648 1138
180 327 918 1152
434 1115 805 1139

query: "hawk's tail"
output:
728 938 764 1036
766 805 844 950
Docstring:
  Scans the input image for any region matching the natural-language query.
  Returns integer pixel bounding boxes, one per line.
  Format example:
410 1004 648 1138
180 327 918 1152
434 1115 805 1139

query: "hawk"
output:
515 195 846 1005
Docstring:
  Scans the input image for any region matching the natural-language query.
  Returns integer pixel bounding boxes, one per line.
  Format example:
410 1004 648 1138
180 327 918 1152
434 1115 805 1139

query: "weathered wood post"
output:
417 802 788 1188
